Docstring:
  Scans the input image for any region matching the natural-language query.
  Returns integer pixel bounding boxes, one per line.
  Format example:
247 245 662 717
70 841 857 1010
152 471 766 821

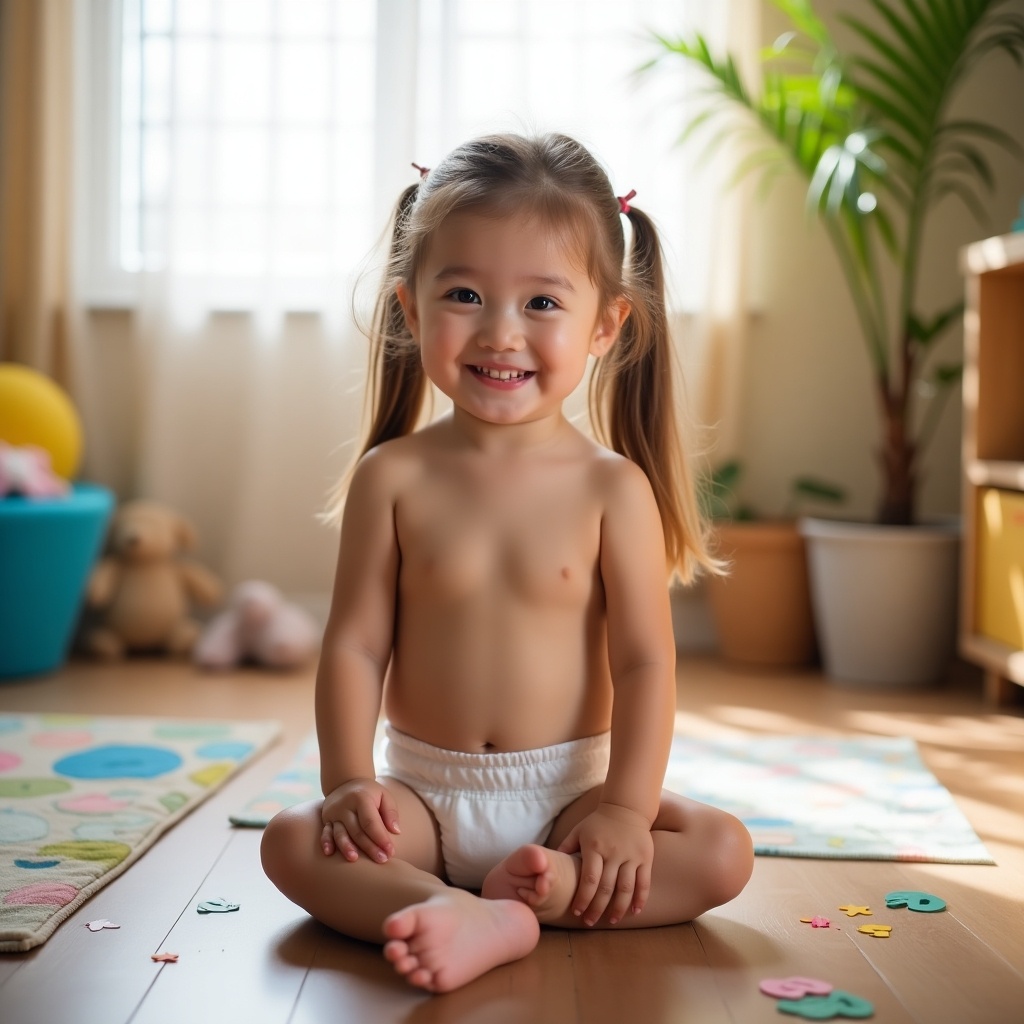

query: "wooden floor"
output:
0 654 1022 1024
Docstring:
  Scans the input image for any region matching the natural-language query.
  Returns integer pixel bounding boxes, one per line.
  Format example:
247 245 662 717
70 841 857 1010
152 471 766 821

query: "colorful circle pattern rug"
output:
0 714 279 951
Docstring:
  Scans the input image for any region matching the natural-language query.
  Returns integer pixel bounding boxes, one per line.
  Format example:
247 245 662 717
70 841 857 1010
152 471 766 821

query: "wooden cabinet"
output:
959 233 1024 705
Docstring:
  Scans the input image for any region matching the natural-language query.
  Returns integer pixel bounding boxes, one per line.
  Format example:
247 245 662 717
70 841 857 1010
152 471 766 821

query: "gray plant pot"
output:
799 517 960 687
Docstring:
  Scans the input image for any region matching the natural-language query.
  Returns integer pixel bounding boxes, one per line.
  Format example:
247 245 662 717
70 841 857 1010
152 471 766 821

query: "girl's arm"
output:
600 460 677 819
558 457 677 924
315 447 402 861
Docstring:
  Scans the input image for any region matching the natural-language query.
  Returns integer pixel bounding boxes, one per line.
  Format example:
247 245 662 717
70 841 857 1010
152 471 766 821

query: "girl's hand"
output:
320 778 401 863
556 803 654 926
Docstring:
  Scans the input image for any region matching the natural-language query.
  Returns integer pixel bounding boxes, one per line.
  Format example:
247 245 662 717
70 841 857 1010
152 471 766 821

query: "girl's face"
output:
397 211 628 431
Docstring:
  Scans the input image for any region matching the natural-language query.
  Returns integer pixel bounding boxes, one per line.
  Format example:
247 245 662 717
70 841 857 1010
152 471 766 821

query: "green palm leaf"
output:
644 0 1024 525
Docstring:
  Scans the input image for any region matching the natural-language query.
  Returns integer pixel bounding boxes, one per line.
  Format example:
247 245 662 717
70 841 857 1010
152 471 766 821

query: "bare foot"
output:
382 890 540 993
480 844 578 924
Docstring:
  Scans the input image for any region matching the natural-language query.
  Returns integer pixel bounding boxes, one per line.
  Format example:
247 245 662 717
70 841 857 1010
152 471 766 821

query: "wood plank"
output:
899 860 1024 974
568 924 732 1024
287 924 575 1023
0 794 238 1024
689 858 916 1023
129 829 317 1024
793 858 1024 1024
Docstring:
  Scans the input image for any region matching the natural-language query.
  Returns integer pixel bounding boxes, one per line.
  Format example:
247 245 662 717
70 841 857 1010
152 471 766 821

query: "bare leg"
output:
481 788 753 929
261 785 540 993
261 785 446 941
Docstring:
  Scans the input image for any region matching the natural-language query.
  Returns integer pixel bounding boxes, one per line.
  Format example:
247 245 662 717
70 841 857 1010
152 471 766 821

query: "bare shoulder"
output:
586 442 660 520
348 432 432 501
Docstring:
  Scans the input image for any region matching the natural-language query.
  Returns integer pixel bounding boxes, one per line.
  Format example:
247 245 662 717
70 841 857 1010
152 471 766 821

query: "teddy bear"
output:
83 500 223 659
193 579 320 671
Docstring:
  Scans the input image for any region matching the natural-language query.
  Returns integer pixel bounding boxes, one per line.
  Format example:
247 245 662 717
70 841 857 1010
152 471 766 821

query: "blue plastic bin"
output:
0 483 114 678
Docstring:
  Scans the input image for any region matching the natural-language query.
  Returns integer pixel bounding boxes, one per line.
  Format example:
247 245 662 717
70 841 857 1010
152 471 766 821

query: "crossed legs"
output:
261 779 540 993
261 780 753 994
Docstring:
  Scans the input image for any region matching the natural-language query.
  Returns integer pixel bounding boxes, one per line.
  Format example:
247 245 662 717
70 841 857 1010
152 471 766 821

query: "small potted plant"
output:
648 0 1024 684
704 461 843 668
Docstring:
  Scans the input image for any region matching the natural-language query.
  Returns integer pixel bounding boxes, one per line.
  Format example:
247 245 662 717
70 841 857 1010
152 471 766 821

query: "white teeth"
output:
476 366 527 380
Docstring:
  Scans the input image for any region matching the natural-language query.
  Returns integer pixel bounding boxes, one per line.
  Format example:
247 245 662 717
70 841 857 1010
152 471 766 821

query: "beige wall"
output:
739 2 1024 523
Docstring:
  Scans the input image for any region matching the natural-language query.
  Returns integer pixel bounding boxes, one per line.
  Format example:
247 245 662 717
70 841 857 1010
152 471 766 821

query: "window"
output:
76 0 721 312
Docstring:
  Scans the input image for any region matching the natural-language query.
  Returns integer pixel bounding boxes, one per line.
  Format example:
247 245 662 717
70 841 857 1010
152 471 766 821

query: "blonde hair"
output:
331 133 716 583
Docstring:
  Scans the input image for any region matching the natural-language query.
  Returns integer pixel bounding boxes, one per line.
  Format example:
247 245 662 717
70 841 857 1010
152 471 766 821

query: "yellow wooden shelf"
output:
959 233 1024 706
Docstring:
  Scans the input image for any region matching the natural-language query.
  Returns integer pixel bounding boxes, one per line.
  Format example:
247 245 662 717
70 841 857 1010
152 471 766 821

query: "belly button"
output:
561 567 570 580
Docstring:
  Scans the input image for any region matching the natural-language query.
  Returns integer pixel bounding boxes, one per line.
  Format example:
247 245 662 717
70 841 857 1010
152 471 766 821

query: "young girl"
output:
261 132 753 993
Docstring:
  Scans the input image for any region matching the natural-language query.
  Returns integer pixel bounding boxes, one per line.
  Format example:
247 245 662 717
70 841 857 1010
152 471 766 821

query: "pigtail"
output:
323 184 427 523
359 184 429 457
590 206 718 583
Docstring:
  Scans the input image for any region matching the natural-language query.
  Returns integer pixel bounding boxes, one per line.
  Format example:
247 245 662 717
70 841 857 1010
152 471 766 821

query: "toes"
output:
517 885 542 905
525 844 550 874
382 942 434 991
408 967 436 991
395 954 421 976
382 939 410 964
383 909 416 941
508 843 548 876
384 941 428 981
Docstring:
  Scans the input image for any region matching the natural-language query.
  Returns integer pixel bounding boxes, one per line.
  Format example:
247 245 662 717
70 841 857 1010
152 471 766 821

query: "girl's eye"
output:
527 296 557 311
448 288 480 304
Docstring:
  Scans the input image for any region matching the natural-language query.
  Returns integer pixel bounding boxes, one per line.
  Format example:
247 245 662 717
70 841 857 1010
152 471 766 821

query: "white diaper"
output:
381 724 611 890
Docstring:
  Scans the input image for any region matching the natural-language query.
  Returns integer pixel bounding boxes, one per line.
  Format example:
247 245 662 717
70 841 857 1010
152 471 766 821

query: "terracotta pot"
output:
706 520 816 668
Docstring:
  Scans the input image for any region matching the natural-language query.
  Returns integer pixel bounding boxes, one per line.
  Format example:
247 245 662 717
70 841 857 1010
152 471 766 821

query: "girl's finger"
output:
330 822 360 861
631 861 652 916
582 864 619 926
354 807 395 861
320 823 336 856
556 827 581 855
572 852 604 920
606 865 637 925
379 789 402 836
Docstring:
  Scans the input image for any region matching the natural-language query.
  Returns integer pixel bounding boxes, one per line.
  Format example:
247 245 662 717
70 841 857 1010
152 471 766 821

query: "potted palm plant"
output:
650 0 1024 684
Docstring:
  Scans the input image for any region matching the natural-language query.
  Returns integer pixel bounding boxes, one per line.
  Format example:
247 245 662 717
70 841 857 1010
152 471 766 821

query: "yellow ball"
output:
0 363 83 480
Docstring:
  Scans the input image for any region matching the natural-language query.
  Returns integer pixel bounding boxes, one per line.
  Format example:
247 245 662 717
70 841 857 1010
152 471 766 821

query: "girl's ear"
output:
395 282 419 340
589 296 631 358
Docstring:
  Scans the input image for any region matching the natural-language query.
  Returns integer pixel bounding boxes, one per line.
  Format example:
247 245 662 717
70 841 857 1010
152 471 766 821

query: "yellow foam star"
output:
839 904 872 917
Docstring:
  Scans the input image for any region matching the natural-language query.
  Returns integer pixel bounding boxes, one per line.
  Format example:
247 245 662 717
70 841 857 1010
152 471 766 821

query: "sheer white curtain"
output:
74 0 757 600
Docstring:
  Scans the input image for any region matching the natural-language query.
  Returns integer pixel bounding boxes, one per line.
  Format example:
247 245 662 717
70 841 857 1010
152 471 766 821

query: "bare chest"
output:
395 475 602 605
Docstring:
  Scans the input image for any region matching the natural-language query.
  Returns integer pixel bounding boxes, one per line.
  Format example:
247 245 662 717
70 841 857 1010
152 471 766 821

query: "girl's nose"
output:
478 307 525 351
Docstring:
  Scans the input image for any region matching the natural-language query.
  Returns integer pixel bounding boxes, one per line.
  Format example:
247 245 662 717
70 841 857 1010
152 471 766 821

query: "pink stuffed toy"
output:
0 442 68 497
194 580 320 670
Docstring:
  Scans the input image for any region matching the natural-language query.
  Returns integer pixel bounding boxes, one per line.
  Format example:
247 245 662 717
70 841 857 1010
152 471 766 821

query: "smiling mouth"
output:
470 365 535 382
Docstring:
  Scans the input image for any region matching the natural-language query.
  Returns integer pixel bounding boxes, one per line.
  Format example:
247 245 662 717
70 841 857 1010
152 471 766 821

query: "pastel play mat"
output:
233 732 993 865
0 713 279 951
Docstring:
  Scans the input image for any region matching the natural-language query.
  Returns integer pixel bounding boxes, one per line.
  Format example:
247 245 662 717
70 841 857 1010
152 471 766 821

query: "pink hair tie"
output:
617 189 636 214
412 163 430 179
